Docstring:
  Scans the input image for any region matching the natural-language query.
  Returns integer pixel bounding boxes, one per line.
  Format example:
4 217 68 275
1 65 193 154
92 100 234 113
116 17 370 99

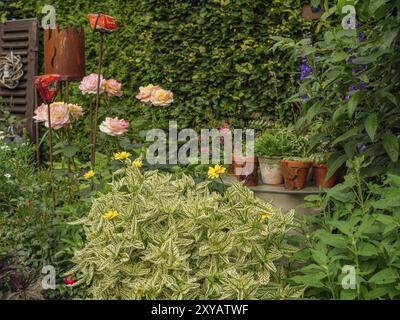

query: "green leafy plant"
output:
273 0 400 177
255 128 295 158
289 157 400 300
68 167 304 299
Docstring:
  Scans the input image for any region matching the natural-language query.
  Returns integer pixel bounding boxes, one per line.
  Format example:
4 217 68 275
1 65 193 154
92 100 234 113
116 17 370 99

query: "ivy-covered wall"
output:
7 0 315 129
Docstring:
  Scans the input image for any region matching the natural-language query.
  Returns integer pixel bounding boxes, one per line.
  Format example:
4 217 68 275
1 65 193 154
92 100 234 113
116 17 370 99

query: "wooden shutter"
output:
0 19 39 141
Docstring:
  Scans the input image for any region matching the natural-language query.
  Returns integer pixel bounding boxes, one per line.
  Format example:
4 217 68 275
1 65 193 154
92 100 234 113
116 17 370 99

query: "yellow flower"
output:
114 151 132 161
208 164 226 179
133 159 143 168
84 170 95 180
260 211 273 220
103 210 119 221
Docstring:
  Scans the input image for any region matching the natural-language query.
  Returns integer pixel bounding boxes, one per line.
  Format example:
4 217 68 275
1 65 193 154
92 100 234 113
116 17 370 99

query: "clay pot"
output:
280 159 311 190
44 26 85 81
302 1 324 20
258 157 283 185
232 156 259 186
313 163 337 189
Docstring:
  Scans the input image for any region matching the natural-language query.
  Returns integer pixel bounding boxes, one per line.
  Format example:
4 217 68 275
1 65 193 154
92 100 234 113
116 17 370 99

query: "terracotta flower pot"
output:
313 163 337 189
44 26 85 81
280 159 311 190
232 156 259 186
258 156 283 185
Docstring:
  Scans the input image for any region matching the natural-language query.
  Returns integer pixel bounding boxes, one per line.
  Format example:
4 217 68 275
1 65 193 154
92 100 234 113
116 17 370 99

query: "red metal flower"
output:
34 74 61 104
88 14 118 32
64 275 76 286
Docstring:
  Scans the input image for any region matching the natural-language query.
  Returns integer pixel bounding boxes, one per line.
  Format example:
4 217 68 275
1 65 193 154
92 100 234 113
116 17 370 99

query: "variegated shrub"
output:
68 168 303 299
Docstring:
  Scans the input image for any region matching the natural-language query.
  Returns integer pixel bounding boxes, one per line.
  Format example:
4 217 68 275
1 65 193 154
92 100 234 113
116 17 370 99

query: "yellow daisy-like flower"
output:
260 211 273 220
133 159 143 168
103 210 119 221
208 164 226 179
84 170 95 180
114 151 132 161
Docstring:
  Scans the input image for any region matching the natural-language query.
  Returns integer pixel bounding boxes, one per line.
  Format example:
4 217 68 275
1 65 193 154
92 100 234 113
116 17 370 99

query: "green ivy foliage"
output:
68 168 303 299
11 0 315 129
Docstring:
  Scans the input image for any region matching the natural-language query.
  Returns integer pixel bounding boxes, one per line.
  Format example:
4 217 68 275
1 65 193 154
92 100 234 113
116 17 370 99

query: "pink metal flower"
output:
99 117 129 136
104 79 123 97
79 73 105 95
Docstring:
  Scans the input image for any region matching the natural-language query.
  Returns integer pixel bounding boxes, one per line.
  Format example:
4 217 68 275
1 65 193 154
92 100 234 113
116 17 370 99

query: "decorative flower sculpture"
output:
88 14 118 32
34 74 61 104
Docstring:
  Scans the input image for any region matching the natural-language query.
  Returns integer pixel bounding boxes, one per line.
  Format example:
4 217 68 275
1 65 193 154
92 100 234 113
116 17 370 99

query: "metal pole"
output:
91 32 104 169
46 102 55 214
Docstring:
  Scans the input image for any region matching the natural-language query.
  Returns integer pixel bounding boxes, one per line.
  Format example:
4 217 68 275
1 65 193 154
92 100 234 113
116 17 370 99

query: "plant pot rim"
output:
258 156 282 160
281 159 311 168
232 155 258 161
312 162 327 168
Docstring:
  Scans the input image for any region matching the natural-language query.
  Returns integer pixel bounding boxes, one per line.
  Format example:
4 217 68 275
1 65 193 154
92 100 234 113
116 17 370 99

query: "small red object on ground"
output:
88 14 118 32
64 275 76 286
34 74 61 104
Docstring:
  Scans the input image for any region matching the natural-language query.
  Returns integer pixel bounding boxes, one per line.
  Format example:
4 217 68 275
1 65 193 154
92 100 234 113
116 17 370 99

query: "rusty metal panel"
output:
0 19 39 142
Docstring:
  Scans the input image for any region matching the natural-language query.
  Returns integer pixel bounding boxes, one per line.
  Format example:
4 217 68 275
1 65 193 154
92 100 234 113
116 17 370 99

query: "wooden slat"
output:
0 19 38 142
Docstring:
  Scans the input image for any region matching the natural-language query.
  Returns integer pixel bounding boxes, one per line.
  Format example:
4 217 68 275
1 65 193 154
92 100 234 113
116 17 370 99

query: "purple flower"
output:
300 56 312 81
356 23 364 43
357 143 367 153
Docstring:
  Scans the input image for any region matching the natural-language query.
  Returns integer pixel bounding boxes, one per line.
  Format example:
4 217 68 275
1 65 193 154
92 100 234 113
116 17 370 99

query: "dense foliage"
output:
68 167 302 299
291 157 400 299
273 0 400 178
7 0 316 129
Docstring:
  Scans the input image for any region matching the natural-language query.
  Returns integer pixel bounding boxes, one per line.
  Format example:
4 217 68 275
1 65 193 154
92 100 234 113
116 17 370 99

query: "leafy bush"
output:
273 0 400 177
290 157 400 300
68 167 303 299
0 138 88 299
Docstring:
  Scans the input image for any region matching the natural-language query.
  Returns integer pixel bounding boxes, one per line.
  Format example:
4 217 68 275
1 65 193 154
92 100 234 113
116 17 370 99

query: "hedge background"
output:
5 0 318 130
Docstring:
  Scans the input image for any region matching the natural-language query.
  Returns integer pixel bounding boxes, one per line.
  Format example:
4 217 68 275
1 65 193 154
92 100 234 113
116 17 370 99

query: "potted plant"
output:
311 152 337 189
280 131 311 190
231 144 258 186
255 128 292 185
